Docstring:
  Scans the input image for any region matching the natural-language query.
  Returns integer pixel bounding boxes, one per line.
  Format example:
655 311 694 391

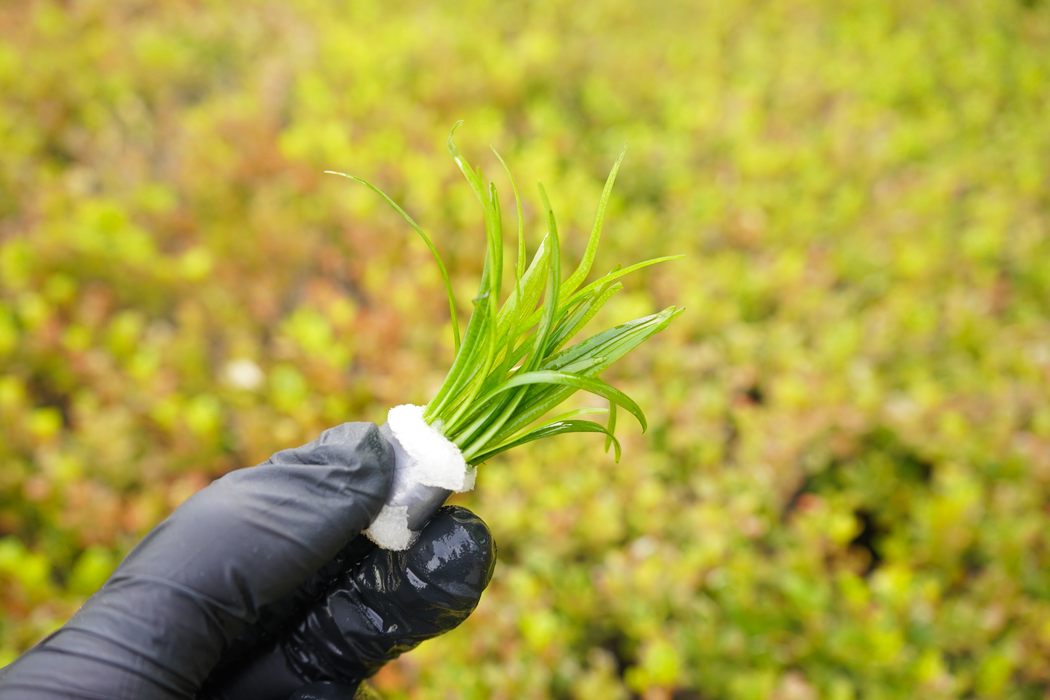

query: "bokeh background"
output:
2 0 1050 697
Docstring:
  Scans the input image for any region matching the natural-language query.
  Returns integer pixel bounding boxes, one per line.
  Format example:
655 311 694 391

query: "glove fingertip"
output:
273 506 496 687
405 505 496 610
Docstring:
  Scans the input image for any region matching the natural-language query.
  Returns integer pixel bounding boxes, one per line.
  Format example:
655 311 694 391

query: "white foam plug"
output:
387 404 474 491
363 404 475 550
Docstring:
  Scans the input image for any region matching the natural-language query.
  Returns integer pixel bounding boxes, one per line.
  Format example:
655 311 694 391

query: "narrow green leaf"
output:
456 381 529 455
476 369 646 432
494 269 622 381
446 122 485 203
492 148 526 282
481 183 564 430
449 383 514 448
492 147 528 393
546 407 611 422
518 255 683 332
437 123 510 434
438 236 552 432
560 143 627 298
562 256 684 310
456 189 562 451
495 234 550 343
443 265 505 432
446 122 502 327
325 171 460 354
543 306 684 376
425 296 491 421
544 280 623 356
526 183 561 372
470 420 622 464
489 307 681 441
605 400 617 454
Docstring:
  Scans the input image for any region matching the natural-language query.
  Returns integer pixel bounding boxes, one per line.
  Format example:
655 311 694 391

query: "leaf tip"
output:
447 121 466 156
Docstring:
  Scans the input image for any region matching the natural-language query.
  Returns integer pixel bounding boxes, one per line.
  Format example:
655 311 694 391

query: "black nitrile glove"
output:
0 422 496 700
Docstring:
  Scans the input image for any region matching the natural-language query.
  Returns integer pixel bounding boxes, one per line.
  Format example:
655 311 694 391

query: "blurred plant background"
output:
1 0 1049 697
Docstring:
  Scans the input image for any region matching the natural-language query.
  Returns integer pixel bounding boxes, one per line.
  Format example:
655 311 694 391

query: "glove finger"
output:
201 506 495 699
0 422 393 700
212 536 377 676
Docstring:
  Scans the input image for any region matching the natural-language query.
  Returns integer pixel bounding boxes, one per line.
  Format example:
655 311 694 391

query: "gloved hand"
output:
0 422 496 700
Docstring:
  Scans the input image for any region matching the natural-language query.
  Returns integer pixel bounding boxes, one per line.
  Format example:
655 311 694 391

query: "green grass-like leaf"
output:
560 143 626 299
324 171 461 355
337 125 682 465
469 419 622 464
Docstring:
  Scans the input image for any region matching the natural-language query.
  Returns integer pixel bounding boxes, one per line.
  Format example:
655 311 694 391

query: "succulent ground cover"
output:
2 1 1050 698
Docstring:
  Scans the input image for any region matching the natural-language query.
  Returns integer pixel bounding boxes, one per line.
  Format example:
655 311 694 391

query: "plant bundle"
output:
327 123 682 549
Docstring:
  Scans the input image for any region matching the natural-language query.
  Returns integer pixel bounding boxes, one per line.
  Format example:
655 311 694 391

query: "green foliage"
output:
2 0 1050 698
334 129 681 463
